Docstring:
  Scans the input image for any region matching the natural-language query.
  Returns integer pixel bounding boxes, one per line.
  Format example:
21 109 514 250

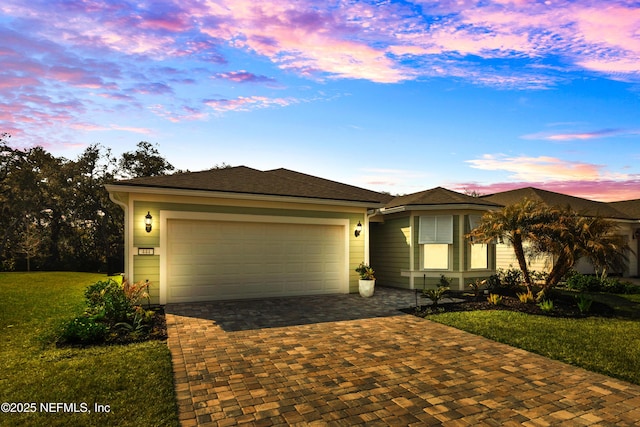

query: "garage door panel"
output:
167 219 346 302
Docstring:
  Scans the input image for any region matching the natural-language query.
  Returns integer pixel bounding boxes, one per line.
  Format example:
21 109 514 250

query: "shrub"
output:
487 293 502 305
575 294 593 314
439 274 452 287
499 268 522 289
538 299 554 312
468 279 486 300
58 278 155 346
485 274 501 291
565 273 601 292
85 279 132 323
422 286 449 307
59 315 108 345
517 290 535 303
115 307 154 340
530 270 549 284
564 272 640 295
122 279 151 307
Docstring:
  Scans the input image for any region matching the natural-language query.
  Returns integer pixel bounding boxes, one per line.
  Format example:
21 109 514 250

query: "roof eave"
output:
381 203 501 213
105 184 386 208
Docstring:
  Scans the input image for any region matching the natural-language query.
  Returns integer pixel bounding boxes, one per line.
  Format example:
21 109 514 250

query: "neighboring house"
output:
480 187 640 278
105 166 391 304
106 168 640 303
369 187 502 291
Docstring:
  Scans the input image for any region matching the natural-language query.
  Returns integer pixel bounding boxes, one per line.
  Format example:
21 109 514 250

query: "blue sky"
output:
1 0 640 201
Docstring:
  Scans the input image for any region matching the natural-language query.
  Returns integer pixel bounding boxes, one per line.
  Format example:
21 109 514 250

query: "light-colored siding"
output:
370 216 411 289
496 242 553 274
130 198 367 297
133 255 160 304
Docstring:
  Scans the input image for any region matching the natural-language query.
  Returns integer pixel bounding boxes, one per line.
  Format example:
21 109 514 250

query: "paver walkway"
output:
166 287 640 426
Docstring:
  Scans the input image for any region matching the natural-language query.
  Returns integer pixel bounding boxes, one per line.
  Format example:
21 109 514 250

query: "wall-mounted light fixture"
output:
145 211 152 233
633 229 640 240
354 221 362 237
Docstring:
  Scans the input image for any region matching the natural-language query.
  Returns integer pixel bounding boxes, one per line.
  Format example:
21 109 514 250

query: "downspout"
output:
107 189 131 281
364 208 381 264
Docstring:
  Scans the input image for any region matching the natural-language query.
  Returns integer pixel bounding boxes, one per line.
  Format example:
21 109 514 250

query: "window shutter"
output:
419 215 453 244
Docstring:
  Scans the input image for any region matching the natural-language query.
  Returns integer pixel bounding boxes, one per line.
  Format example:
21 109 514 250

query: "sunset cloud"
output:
451 179 640 203
2 0 640 163
466 154 609 182
212 71 276 84
522 128 640 141
204 96 298 112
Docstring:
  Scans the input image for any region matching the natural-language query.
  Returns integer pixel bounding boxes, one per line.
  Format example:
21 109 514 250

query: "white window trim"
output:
421 243 452 270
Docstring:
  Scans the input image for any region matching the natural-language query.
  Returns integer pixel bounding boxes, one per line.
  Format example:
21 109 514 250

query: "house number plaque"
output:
138 248 154 255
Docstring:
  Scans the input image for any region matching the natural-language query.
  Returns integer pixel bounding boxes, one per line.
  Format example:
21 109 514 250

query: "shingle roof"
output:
111 166 392 204
481 187 633 220
609 199 640 219
385 187 502 209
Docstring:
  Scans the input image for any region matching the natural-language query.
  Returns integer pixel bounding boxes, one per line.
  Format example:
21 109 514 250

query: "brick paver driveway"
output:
166 287 640 426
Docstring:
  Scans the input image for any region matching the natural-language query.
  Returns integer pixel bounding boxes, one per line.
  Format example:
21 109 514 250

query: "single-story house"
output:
105 166 391 304
106 167 640 303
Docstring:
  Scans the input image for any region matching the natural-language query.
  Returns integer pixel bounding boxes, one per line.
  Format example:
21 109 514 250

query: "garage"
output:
165 217 348 303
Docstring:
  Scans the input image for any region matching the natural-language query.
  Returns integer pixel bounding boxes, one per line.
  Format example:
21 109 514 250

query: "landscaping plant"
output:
517 289 535 304
537 299 554 313
58 278 155 345
422 286 450 307
487 293 502 305
468 278 486 300
355 262 375 280
575 294 593 314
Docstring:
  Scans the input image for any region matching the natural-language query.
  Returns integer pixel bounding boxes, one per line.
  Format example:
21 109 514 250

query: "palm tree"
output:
535 207 629 291
467 198 546 293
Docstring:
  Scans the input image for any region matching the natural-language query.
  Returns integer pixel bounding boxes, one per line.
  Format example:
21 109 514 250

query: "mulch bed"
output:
404 291 615 319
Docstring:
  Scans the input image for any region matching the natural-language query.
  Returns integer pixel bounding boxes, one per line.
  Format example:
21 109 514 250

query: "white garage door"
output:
166 219 347 302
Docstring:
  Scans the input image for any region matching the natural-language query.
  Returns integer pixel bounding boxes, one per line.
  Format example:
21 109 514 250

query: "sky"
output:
1 0 640 202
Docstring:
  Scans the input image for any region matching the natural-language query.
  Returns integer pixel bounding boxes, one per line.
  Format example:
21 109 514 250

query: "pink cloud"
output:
521 128 640 141
197 0 410 83
212 71 276 83
462 153 640 201
466 154 607 182
148 104 208 123
451 179 640 202
204 96 298 112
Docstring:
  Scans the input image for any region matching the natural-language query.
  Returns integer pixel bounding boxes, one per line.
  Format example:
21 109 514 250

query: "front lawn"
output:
0 272 178 427
425 307 640 385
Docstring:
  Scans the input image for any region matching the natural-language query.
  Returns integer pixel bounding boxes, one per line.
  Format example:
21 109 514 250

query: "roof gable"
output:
609 199 640 219
481 187 633 220
111 166 390 204
385 187 501 209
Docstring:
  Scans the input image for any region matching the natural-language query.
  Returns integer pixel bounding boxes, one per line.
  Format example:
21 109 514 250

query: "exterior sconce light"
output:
354 221 362 237
145 211 152 233
633 230 640 240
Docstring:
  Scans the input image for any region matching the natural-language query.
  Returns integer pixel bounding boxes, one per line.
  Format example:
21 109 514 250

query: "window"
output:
423 244 450 269
470 243 488 269
420 215 453 270
468 215 488 269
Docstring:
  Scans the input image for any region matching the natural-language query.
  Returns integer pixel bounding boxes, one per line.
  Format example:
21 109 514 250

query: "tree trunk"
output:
512 233 533 292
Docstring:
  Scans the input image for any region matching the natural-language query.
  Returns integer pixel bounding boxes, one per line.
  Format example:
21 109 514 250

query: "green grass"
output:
0 272 178 426
426 308 640 385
